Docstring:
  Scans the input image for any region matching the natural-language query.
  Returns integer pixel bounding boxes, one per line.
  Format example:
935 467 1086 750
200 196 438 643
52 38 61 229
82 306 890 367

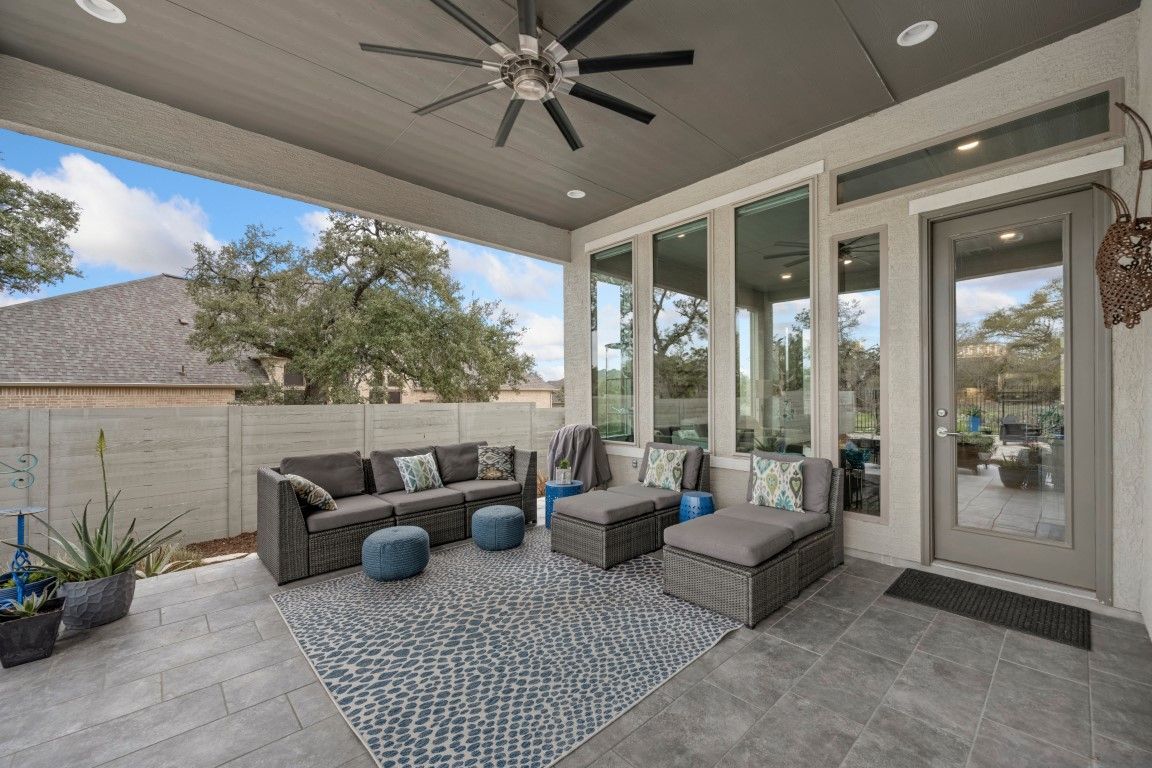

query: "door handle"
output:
935 427 962 438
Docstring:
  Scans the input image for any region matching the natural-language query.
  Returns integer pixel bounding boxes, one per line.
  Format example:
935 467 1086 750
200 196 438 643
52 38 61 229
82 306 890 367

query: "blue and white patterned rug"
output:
272 527 739 768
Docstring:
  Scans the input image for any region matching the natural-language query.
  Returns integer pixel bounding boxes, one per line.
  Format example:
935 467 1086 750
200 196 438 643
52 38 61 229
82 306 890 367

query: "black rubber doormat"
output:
885 569 1091 650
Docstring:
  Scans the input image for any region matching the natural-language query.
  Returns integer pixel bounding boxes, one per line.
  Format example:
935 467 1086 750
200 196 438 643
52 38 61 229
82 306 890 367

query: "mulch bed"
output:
187 531 257 560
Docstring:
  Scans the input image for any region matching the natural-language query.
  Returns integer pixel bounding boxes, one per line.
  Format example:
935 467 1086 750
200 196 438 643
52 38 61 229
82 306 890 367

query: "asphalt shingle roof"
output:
0 274 263 386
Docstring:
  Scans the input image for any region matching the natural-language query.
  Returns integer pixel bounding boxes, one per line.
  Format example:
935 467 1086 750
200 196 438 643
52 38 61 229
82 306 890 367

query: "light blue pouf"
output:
362 526 429 581
472 505 525 551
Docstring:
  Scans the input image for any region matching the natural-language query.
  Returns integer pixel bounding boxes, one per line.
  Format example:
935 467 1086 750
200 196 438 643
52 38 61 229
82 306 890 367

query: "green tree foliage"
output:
0 169 81 294
185 212 533 403
653 288 708 399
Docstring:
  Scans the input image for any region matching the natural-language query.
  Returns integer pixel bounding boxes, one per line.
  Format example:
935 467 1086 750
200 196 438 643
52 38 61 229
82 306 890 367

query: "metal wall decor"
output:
0 454 37 489
1093 103 1152 329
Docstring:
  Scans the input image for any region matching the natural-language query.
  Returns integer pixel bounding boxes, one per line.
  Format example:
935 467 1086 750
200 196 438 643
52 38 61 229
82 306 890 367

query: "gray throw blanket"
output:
547 424 612 491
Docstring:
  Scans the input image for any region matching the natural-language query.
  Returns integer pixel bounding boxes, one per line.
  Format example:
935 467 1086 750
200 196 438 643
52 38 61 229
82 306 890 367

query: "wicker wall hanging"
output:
1093 102 1152 329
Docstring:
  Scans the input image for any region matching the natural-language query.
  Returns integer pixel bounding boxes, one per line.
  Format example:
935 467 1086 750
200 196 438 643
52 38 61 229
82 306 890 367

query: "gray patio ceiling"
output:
0 0 1137 230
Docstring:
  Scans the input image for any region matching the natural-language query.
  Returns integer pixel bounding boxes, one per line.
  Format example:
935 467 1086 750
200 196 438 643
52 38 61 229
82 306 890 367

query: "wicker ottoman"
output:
551 491 668 569
472 505 525 551
362 526 430 581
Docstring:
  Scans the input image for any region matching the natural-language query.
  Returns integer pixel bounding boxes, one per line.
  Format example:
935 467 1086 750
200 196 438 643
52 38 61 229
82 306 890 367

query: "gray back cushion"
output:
434 441 488 484
637 442 705 490
745 451 834 515
370 447 432 493
280 451 364 499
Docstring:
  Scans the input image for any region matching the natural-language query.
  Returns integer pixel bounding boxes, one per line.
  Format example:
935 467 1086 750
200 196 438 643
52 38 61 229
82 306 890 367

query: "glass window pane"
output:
653 219 709 448
734 188 811 454
837 233 882 516
591 243 634 443
836 91 1111 205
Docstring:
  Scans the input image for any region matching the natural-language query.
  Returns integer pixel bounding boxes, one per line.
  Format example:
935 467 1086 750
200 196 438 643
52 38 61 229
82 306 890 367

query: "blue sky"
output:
0 129 565 379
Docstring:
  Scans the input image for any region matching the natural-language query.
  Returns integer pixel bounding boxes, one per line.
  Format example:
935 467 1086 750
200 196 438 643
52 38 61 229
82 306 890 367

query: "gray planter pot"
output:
59 570 136 630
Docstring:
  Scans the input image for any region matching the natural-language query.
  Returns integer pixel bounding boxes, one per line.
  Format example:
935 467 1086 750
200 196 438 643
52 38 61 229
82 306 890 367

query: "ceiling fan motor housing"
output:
503 55 556 100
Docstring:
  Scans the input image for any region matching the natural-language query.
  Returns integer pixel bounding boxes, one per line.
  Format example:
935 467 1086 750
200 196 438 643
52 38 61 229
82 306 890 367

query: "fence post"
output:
227 405 242 536
362 403 372 457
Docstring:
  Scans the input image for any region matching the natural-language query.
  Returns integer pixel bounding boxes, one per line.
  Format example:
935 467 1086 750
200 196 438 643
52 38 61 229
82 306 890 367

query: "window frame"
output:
590 238 639 447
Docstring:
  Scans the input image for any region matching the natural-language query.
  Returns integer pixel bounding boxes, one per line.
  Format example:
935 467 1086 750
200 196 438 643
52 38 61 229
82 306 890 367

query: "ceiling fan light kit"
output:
360 0 695 151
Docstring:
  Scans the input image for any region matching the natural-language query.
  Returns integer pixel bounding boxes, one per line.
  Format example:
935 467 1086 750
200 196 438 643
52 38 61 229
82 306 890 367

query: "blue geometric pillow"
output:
394 453 444 493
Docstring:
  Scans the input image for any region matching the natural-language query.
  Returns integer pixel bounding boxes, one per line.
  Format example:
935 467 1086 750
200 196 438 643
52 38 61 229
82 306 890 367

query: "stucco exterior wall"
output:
1135 1 1152 634
564 14 1145 612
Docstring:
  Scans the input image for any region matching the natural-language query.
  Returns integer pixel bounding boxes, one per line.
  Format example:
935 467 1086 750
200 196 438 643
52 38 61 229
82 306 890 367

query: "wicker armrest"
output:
257 466 310 584
514 449 538 525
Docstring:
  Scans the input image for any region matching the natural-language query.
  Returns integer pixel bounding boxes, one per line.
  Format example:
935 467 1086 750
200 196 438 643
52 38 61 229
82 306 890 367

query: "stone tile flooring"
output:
956 469 1066 541
3 549 1150 768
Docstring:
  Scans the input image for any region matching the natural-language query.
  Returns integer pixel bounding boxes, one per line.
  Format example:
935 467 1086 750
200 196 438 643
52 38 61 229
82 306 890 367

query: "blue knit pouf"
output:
472 505 525 551
362 526 430 581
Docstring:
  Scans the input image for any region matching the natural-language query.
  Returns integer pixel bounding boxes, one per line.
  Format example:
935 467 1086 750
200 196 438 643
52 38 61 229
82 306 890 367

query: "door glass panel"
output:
837 233 882 516
952 220 1066 542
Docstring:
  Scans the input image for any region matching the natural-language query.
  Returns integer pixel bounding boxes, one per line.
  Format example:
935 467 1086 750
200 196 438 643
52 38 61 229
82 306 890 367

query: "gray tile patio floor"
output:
4 548 1151 768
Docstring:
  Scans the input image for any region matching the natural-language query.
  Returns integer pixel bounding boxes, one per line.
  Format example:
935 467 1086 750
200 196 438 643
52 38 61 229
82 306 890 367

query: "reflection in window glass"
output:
591 243 634 442
653 219 709 448
734 188 811 454
837 233 882 516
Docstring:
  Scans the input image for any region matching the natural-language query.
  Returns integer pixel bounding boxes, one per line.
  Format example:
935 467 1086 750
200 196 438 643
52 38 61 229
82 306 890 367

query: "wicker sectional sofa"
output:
662 452 844 627
257 443 537 584
551 442 709 569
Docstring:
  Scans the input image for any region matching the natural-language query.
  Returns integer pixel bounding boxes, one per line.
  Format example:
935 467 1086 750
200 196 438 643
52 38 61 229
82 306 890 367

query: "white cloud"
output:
297 209 331 247
510 307 565 380
955 283 1019 325
0 293 36 308
4 154 218 275
447 243 561 301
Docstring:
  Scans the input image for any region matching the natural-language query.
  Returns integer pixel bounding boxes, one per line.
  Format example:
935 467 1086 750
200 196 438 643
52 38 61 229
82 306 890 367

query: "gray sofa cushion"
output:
663 516 793 567
370 447 432 493
446 479 522 502
281 452 364 499
376 487 465 516
606 482 682 510
716 503 830 539
744 452 833 515
554 490 653 525
435 442 488 484
638 442 705 490
304 493 393 533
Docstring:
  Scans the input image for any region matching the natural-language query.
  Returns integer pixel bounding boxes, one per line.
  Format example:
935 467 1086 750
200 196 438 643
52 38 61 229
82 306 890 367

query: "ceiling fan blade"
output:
552 0 633 55
428 0 511 55
414 81 501 115
517 0 536 37
543 97 583 151
577 50 694 75
567 82 654 124
494 98 525 147
359 44 491 69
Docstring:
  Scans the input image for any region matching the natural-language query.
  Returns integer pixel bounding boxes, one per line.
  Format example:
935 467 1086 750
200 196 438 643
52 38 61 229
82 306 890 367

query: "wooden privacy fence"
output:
0 404 565 554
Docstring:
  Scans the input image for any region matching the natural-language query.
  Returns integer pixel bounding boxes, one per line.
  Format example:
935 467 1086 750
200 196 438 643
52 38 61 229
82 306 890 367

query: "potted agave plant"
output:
0 569 55 606
0 586 66 668
12 430 186 631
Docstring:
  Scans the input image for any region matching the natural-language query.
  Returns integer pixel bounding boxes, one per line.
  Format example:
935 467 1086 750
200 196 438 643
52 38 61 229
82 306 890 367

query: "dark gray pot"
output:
59 571 136 630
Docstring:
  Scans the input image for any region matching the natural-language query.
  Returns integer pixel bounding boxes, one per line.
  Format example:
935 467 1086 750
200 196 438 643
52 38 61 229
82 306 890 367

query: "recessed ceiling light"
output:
999 231 1021 242
676 233 686 239
841 257 853 265
76 0 127 23
957 140 980 151
566 189 585 199
897 20 937 47
780 272 793 280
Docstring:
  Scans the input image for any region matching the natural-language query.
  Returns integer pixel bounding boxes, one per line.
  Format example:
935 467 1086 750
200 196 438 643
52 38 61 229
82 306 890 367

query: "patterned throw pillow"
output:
284 473 338 511
477 445 515 481
394 453 444 493
643 447 688 491
751 456 804 512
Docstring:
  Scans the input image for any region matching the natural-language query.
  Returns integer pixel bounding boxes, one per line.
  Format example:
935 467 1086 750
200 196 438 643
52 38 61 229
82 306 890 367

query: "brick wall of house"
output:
0 386 240 408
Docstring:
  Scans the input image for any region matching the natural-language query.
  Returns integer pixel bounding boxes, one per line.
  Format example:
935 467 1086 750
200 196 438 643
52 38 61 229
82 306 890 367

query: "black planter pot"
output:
0 597 66 668
997 466 1039 490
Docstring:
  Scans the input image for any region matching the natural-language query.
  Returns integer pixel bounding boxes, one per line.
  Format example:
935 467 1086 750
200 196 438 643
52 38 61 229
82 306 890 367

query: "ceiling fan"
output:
360 0 694 150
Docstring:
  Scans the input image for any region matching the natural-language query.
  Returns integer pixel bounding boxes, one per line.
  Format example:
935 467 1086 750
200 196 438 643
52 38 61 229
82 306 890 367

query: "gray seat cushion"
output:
663 516 793 567
745 452 834 515
370 447 432 493
281 452 364 499
716 503 830 539
434 442 487 484
446 479 522 502
554 490 654 525
638 442 705 490
304 493 393 534
376 487 465 516
606 482 682 510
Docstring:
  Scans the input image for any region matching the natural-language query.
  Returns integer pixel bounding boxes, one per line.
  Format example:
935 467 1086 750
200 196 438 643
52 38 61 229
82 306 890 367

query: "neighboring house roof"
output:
517 372 557 391
0 274 264 386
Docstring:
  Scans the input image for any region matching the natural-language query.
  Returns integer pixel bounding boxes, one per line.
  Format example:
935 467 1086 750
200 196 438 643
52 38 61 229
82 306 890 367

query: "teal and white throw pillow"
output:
394 453 444 493
284 473 338 511
751 456 804 511
477 445 515 481
643 447 688 491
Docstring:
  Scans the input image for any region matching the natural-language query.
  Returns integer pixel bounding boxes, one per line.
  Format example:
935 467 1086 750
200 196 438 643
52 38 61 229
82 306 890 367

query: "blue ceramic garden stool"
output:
362 526 430 581
472 505 525 551
544 479 583 529
679 491 715 523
